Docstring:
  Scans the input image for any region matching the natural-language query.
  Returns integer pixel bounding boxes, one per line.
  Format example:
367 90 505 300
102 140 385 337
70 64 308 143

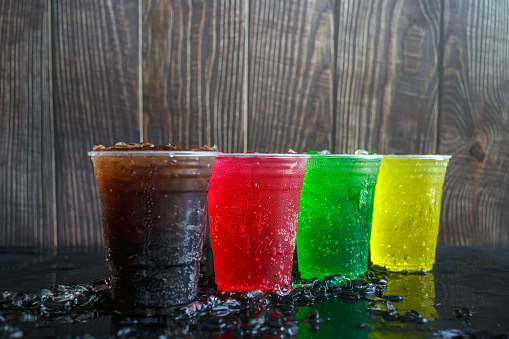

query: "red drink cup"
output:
207 154 308 292
89 146 215 315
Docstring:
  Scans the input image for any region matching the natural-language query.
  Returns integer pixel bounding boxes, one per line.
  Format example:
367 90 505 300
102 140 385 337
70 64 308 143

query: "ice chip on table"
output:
183 301 205 316
0 269 402 337
306 150 331 155
283 322 299 337
243 289 266 301
324 274 348 287
399 310 429 323
268 309 285 327
274 282 294 296
355 149 378 155
367 300 399 316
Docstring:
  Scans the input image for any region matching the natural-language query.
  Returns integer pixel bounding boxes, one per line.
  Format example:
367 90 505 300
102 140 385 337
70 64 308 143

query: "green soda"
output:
297 154 382 279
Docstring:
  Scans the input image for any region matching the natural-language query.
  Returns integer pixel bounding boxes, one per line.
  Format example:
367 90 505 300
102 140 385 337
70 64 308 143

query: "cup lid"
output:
215 153 310 158
307 154 384 159
383 154 452 160
88 150 218 157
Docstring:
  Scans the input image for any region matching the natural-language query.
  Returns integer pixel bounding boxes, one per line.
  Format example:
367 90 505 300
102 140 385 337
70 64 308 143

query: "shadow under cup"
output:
207 154 308 292
370 155 451 273
89 151 215 316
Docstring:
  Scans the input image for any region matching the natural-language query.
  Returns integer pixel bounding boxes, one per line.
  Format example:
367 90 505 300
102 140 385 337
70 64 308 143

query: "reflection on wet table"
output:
0 247 508 338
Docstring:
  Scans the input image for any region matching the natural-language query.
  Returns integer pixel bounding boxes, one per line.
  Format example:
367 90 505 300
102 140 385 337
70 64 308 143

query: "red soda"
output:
207 154 307 292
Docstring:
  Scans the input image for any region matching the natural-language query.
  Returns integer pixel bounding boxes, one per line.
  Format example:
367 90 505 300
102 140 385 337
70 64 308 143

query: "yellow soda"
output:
370 156 450 272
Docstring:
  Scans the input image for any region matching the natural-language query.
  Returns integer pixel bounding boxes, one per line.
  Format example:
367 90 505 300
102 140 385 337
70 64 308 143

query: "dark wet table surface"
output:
1 247 508 338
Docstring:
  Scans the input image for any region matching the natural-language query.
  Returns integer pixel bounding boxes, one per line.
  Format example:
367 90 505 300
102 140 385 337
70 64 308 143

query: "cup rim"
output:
307 154 384 159
383 154 452 160
88 151 218 157
215 153 310 158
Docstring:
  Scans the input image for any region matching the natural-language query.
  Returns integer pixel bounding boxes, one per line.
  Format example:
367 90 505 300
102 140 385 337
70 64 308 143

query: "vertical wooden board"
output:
142 0 245 152
248 0 334 153
438 1 509 247
52 0 140 247
335 0 440 154
0 1 54 247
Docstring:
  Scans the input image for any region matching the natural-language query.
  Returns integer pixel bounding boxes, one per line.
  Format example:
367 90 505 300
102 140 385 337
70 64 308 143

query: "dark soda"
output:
90 143 215 315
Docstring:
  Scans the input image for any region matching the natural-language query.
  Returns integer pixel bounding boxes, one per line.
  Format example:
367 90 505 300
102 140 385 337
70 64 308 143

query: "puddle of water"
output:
0 247 508 338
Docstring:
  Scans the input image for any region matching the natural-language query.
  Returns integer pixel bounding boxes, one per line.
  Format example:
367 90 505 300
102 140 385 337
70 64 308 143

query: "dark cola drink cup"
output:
89 143 216 316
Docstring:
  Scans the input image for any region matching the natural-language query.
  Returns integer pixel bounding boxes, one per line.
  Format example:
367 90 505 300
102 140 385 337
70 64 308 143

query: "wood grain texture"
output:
52 0 140 247
0 0 54 247
335 0 440 154
438 0 509 247
248 0 333 153
142 0 245 152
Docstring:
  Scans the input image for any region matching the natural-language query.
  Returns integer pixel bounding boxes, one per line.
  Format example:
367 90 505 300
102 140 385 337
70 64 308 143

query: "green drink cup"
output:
296 154 382 279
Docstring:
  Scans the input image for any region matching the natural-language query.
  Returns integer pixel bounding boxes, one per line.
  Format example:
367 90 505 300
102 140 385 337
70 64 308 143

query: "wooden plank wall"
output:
0 1 54 247
335 0 440 155
0 0 508 248
439 1 509 246
248 0 334 152
143 0 245 152
52 0 140 247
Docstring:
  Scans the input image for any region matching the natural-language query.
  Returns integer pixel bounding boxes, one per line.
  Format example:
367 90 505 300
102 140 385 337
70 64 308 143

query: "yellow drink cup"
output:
370 155 451 272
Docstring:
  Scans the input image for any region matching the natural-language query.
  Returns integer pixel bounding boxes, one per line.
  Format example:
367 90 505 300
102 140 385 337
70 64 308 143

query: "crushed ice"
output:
0 270 445 338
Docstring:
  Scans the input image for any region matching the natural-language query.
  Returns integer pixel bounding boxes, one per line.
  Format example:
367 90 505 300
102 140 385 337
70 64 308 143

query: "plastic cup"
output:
89 150 216 315
207 153 308 292
370 155 451 272
296 155 382 279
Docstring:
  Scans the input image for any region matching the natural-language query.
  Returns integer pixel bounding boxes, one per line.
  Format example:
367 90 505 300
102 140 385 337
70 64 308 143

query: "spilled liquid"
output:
1 248 508 338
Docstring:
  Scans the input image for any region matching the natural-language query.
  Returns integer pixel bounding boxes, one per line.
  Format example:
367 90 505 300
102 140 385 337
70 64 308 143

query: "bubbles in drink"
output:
89 144 216 314
297 155 381 279
371 157 450 272
208 155 307 292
